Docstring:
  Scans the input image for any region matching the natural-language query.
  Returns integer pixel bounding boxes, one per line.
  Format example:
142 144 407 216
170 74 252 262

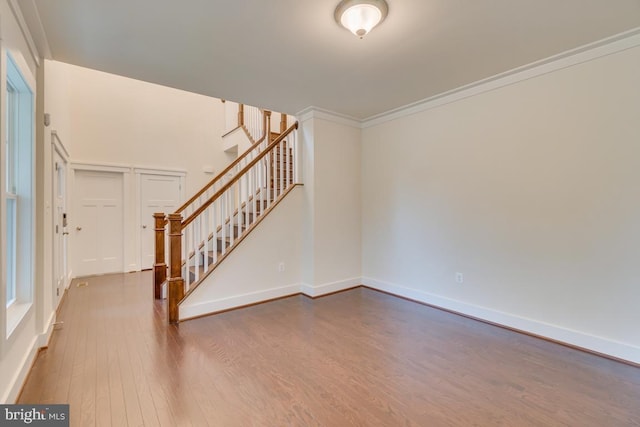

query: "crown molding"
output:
362 27 640 128
297 27 640 131
296 106 362 128
19 0 52 59
7 0 41 66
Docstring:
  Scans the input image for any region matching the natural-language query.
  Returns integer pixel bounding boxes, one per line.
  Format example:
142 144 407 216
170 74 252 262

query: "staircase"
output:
153 106 299 323
184 143 294 284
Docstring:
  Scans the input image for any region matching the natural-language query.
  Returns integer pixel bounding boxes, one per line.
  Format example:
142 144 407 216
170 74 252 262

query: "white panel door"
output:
53 150 68 307
74 170 124 277
140 174 181 270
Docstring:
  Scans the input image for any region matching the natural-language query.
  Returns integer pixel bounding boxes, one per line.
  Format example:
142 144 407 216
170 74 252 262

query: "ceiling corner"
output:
13 0 52 61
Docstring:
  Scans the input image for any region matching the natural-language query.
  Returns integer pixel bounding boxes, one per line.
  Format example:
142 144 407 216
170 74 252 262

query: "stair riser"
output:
216 238 231 252
244 200 269 214
223 224 244 237
243 212 256 223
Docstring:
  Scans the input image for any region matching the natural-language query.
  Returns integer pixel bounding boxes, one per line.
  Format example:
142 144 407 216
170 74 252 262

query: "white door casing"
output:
73 170 124 277
52 147 68 307
139 173 182 270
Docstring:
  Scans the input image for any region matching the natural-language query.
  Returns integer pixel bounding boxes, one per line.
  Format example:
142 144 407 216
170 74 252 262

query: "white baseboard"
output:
180 277 363 320
300 277 361 298
362 277 640 365
2 336 39 404
179 283 301 320
38 311 56 348
2 313 56 402
65 270 73 288
177 274 640 364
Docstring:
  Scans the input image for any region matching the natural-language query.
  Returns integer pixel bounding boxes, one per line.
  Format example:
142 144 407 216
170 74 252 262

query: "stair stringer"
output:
179 186 304 320
222 125 255 154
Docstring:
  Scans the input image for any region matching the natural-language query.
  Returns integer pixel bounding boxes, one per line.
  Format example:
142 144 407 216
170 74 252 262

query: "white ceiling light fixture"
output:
335 0 389 39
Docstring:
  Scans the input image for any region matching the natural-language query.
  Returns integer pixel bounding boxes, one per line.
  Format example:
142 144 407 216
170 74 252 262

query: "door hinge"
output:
56 288 60 296
56 225 59 233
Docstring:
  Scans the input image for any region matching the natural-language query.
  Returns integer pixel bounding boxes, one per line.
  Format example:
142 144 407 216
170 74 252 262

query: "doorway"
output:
73 169 124 277
139 173 182 270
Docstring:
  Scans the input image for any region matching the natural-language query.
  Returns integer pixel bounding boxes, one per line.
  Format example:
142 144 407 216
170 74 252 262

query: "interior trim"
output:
296 27 640 129
7 0 41 66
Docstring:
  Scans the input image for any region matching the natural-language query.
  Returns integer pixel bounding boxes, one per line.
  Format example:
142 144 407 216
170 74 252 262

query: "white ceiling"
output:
23 0 640 119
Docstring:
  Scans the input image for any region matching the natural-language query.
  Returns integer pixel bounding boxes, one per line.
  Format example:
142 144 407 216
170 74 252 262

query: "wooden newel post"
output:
280 113 287 133
167 213 184 324
265 110 272 141
153 213 167 299
238 104 245 127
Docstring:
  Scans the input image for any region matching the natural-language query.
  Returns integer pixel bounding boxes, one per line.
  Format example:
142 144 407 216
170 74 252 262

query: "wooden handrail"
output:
179 183 302 304
166 119 299 322
175 110 271 214
182 121 299 229
157 104 297 320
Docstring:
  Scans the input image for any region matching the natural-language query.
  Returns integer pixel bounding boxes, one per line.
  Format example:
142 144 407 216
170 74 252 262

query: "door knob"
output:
76 226 82 231
142 225 147 229
63 232 69 235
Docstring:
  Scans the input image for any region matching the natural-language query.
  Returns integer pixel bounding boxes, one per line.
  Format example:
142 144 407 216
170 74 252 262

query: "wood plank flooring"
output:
19 271 640 426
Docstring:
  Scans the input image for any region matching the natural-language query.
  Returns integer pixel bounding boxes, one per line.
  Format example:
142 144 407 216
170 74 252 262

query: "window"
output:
3 53 34 334
6 83 17 306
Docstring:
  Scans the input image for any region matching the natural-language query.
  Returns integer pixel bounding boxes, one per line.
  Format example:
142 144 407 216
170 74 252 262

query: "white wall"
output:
42 62 239 276
301 116 362 294
182 115 363 317
0 0 47 403
270 111 294 133
180 187 304 319
362 44 640 363
44 60 71 145
42 59 72 295
223 100 239 133
221 126 253 154
311 118 362 286
62 62 232 196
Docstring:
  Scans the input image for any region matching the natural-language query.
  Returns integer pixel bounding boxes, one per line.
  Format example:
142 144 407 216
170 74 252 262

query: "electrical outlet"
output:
455 272 464 284
278 262 285 272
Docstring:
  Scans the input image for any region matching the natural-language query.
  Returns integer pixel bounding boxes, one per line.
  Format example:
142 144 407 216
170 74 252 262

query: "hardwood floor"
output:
19 271 640 426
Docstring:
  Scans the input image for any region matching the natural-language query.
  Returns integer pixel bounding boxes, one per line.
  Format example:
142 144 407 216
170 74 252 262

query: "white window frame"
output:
5 79 17 308
3 52 35 338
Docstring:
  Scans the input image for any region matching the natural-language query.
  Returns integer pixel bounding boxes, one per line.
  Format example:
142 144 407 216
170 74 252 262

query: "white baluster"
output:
266 149 272 209
258 158 264 222
280 139 284 197
185 225 191 289
285 137 289 190
293 129 299 184
221 192 226 255
212 199 218 264
203 208 209 272
230 185 234 231
250 165 255 231
243 168 249 236
194 218 200 284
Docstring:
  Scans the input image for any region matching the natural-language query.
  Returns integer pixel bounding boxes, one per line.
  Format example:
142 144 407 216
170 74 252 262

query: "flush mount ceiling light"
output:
335 0 389 39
